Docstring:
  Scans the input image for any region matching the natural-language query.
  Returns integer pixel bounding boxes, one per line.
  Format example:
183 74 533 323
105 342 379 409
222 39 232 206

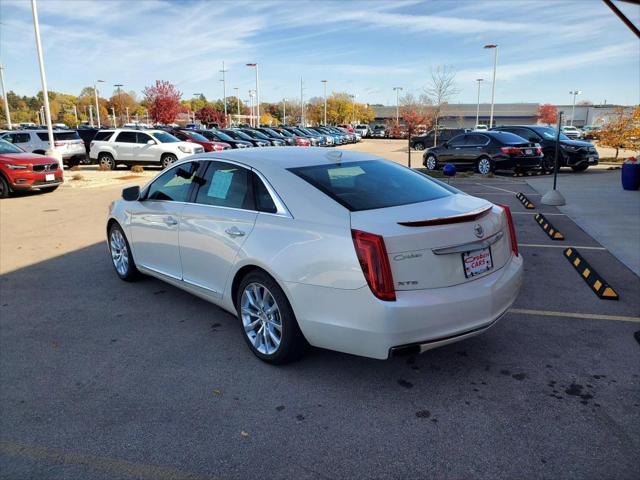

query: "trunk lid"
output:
350 194 511 290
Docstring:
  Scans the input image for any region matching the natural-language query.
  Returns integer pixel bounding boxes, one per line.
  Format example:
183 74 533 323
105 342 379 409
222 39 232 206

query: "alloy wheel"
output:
478 158 492 175
100 155 115 170
240 282 282 355
426 156 437 170
110 228 129 276
162 155 177 169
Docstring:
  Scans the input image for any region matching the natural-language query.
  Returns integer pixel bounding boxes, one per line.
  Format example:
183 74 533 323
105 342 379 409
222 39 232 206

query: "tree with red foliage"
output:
196 105 226 127
401 107 431 168
143 80 182 124
537 104 558 125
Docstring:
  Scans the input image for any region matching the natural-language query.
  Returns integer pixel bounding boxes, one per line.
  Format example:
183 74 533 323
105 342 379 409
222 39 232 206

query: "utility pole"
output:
94 79 104 128
351 93 357 124
475 78 484 127
0 64 12 130
569 90 582 126
31 0 59 167
321 80 327 125
393 87 403 125
114 83 123 126
220 61 228 125
484 44 498 128
246 63 259 125
300 76 304 126
282 98 286 125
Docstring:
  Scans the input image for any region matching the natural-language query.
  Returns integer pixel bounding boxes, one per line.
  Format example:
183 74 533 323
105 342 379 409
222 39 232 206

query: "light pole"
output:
220 61 228 125
300 76 304 126
111 107 116 128
484 44 498 128
393 87 403 125
321 80 327 125
114 83 123 126
193 93 203 126
569 90 582 126
475 78 484 127
89 104 94 127
249 90 255 127
234 87 240 124
125 106 130 123
282 98 286 125
350 93 357 124
246 63 259 125
31 0 59 167
94 79 104 128
0 64 12 130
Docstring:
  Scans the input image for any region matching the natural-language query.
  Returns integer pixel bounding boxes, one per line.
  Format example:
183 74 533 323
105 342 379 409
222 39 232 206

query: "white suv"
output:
89 129 204 170
0 129 87 166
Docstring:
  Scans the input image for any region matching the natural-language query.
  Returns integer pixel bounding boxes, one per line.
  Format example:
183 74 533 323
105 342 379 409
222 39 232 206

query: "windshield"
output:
181 131 210 142
0 139 24 154
151 131 179 143
289 160 452 211
532 126 570 141
277 129 295 137
226 129 255 141
244 129 270 140
263 128 283 138
203 130 234 142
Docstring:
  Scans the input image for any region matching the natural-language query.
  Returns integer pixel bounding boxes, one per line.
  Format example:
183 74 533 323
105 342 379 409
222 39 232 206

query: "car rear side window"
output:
289 160 452 211
466 134 489 145
251 172 277 214
94 131 114 141
37 132 81 141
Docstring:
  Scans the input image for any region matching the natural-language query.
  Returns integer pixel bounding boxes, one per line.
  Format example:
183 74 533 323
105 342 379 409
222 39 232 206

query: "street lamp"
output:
393 87 403 125
569 90 582 126
350 93 358 124
282 98 287 125
94 79 104 128
475 78 484 127
246 63 259 125
0 64 12 130
233 87 240 124
484 44 498 128
249 90 255 127
321 80 328 125
193 93 203 125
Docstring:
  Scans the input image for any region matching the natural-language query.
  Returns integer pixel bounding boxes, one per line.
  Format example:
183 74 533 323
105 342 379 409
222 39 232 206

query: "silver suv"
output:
0 129 87 166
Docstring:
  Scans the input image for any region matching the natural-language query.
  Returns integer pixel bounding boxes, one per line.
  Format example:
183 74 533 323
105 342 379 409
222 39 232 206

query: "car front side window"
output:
449 135 467 147
145 161 200 202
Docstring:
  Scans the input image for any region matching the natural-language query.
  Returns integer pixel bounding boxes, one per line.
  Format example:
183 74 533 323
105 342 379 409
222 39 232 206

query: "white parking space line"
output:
473 183 521 194
509 308 640 323
466 192 542 196
511 212 566 216
519 243 607 250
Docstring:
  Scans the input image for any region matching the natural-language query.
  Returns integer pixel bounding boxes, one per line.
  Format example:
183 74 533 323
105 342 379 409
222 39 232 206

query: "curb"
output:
534 213 564 240
516 192 535 209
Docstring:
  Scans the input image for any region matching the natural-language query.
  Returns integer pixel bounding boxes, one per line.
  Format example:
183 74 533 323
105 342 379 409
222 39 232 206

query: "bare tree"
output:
424 66 460 145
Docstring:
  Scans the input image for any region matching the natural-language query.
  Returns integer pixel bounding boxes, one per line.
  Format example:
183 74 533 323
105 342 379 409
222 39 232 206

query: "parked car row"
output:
421 125 599 174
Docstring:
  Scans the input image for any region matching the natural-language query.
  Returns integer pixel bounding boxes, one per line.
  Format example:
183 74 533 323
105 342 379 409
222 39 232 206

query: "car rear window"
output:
491 131 531 144
37 131 81 141
289 160 452 211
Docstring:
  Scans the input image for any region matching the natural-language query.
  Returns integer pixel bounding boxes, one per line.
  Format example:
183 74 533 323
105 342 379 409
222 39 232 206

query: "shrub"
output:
131 165 144 173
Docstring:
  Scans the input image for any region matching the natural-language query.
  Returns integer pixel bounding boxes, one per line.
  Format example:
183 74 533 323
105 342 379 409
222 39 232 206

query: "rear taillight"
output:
351 230 396 301
498 204 518 256
213 143 224 151
535 146 542 155
500 146 520 155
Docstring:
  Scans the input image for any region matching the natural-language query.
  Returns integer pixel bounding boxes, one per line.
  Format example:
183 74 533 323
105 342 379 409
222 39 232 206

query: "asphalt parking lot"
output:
1 173 639 479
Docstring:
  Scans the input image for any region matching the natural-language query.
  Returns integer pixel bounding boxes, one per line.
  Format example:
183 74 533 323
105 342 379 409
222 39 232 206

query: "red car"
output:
168 129 231 152
0 139 63 198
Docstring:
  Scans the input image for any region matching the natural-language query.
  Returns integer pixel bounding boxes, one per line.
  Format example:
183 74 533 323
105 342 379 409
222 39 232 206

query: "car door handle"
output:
164 216 178 226
225 227 245 237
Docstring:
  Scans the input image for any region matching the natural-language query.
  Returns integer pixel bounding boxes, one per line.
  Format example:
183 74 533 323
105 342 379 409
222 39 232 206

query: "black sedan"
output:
219 129 270 147
196 129 253 149
238 128 287 147
490 125 599 172
423 131 543 175
255 127 296 146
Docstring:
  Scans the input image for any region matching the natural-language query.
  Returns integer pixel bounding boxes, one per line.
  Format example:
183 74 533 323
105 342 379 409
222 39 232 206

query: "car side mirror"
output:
442 141 449 148
122 185 140 201
147 140 155 145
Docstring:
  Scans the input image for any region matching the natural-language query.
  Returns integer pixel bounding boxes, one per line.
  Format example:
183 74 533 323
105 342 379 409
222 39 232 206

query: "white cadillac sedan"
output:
107 148 523 363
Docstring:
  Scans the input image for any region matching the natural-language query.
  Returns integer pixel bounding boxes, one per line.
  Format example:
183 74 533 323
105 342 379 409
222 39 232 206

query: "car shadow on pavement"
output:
1 242 638 479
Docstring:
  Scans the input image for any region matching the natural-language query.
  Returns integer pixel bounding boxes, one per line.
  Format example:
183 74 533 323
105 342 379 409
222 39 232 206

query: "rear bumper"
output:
285 254 523 359
494 155 542 170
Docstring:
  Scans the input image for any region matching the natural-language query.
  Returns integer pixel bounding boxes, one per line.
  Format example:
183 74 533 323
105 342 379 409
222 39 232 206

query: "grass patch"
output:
71 174 84 181
415 168 474 179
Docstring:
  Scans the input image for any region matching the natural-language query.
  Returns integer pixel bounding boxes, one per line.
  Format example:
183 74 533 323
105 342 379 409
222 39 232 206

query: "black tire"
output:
161 154 177 169
413 142 425 151
98 153 116 170
424 154 439 171
235 270 305 364
571 164 589 172
107 222 140 281
0 175 10 198
476 156 494 175
39 185 59 194
540 155 555 174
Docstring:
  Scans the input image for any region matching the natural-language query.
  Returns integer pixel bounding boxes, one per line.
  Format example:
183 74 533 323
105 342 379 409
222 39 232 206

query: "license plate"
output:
525 149 532 155
45 173 55 182
588 156 595 163
462 247 493 278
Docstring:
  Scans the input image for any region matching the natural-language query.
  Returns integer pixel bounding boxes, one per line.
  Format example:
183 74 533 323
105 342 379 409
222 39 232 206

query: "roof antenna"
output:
326 150 342 163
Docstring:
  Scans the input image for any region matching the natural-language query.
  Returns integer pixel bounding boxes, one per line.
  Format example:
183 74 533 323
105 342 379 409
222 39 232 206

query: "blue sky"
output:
1 0 638 106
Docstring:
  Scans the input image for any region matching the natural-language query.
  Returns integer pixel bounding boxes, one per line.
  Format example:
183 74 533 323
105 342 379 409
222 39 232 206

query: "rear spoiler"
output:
398 205 493 227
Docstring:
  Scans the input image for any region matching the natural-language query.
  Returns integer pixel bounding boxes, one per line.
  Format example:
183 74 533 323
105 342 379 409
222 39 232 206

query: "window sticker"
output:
328 166 365 179
208 169 235 199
